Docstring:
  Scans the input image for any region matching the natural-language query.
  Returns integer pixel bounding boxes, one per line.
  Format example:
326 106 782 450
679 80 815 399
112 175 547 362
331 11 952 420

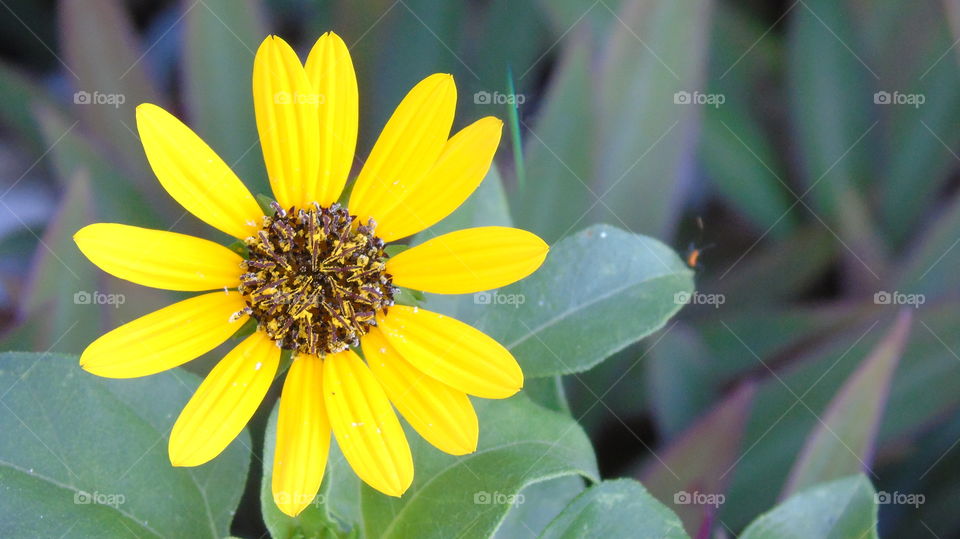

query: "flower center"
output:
237 202 395 356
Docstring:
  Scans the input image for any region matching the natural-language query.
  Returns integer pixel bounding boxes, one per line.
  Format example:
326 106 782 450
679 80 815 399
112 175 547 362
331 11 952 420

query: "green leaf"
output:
782 310 911 496
640 382 755 535
699 5 795 237
876 2 960 244
33 104 162 228
360 395 599 538
540 479 688 539
740 475 878 539
592 0 713 237
182 0 270 195
494 476 584 538
464 224 694 378
0 59 62 149
646 324 720 437
58 0 166 193
787 0 885 274
0 353 251 537
514 30 596 243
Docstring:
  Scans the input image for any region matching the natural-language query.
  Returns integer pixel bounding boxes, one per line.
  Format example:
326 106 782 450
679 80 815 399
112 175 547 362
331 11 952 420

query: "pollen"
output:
237 202 395 355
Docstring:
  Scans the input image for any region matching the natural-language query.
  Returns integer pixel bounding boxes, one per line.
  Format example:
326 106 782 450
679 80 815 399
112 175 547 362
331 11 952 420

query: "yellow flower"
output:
72 32 548 517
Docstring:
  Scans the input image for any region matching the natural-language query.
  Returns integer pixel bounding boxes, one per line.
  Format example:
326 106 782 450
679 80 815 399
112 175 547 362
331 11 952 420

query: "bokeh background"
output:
2 0 960 536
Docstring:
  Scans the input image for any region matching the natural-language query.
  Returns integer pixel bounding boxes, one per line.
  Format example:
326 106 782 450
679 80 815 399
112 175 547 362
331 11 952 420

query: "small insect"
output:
685 245 703 269
685 217 712 271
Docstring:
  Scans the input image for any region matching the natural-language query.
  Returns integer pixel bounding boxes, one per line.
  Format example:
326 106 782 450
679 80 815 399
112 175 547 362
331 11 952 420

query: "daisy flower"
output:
72 32 548 516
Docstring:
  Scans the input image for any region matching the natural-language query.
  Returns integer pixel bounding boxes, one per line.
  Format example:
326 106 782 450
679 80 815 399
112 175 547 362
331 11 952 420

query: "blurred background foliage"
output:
2 0 960 536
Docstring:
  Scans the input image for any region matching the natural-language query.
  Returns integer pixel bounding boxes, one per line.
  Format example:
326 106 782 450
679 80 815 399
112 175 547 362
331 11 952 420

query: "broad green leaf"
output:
639 383 755 535
494 476 584 538
182 0 269 195
514 30 596 243
592 0 713 237
782 310 911 496
540 479 688 539
740 475 878 539
58 0 166 197
463 224 694 378
522 376 570 414
360 395 599 538
0 353 251 538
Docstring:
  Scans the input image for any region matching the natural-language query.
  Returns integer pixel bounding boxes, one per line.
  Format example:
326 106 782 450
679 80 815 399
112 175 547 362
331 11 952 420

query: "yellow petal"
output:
362 328 478 455
387 226 548 294
349 74 456 228
80 291 249 378
136 103 263 239
169 331 279 467
304 32 358 206
272 354 331 517
374 117 503 242
323 349 413 496
376 306 522 399
74 223 242 291
254 35 320 209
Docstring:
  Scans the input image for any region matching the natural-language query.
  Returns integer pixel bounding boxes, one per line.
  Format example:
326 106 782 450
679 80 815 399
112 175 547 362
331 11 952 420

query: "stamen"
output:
239 204 394 355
